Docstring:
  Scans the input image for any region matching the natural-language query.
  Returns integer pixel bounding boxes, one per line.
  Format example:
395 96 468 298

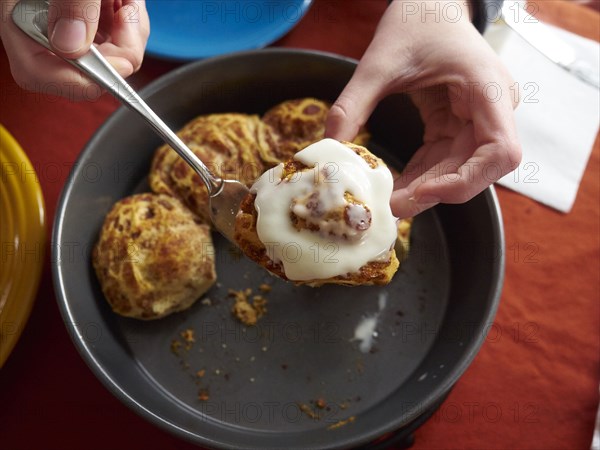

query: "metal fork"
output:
12 0 250 242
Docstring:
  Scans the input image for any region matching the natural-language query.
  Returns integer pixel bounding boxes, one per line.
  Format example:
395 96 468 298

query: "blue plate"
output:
145 0 313 60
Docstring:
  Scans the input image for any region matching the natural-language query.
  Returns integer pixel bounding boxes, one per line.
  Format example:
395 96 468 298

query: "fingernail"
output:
416 195 440 204
50 18 87 53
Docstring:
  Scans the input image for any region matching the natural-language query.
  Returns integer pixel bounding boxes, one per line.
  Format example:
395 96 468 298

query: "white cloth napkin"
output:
484 20 600 212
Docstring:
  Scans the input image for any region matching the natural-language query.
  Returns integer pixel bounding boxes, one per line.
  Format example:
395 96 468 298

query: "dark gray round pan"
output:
53 49 504 449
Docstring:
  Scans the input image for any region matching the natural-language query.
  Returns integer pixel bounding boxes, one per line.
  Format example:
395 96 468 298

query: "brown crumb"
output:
258 283 272 293
230 288 268 326
315 398 327 409
196 369 206 378
298 403 320 420
181 328 195 342
229 288 252 300
232 298 258 325
327 416 356 430
180 329 195 350
252 295 268 316
198 389 210 401
170 339 182 355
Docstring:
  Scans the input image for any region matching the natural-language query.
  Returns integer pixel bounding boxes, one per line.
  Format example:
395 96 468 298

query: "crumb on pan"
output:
198 389 210 402
258 283 272 293
327 416 356 430
229 288 268 326
170 339 182 356
298 403 320 420
181 328 195 350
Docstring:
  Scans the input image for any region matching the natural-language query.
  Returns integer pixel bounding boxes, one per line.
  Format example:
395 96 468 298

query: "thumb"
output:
325 62 385 142
48 0 100 58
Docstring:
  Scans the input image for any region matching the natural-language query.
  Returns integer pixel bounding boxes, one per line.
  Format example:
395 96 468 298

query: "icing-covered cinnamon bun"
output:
234 139 399 286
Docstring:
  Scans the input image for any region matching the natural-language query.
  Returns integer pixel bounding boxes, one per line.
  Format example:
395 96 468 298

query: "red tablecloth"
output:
1 1 598 449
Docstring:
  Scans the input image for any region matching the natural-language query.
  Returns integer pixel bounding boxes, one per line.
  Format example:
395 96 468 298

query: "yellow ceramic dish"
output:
0 124 45 368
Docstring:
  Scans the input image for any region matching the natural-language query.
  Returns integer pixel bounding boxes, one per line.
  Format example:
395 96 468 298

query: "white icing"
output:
346 203 371 232
251 138 397 281
354 316 378 353
352 292 389 353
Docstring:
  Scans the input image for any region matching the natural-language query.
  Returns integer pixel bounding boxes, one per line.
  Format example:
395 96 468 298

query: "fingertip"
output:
47 0 100 58
49 18 85 55
325 103 358 142
325 72 380 142
391 188 439 219
106 56 134 78
390 189 414 219
113 0 150 70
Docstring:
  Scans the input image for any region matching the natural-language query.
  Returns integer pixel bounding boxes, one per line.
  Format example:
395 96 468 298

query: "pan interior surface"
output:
53 50 503 449
117 200 449 432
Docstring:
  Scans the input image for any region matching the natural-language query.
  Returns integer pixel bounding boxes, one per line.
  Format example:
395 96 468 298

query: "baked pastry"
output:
396 218 413 262
234 139 399 287
95 99 414 322
149 113 265 222
149 100 370 223
257 98 370 165
92 193 216 320
148 141 180 197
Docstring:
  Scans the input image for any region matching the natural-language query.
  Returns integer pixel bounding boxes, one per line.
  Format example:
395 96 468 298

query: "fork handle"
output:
12 0 222 195
77 46 223 195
